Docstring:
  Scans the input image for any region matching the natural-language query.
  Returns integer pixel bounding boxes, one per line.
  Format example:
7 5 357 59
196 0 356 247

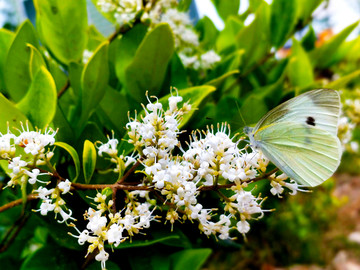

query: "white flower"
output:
200 50 221 69
237 220 250 234
98 138 118 157
38 199 55 215
34 186 55 200
87 209 108 235
16 124 56 156
58 179 71 194
95 248 109 270
57 208 75 223
25 169 48 185
107 223 125 247
82 49 93 64
8 157 27 174
0 131 16 158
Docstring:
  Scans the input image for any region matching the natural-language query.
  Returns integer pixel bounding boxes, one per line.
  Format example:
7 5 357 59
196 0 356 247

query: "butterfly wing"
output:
254 122 341 187
255 89 340 135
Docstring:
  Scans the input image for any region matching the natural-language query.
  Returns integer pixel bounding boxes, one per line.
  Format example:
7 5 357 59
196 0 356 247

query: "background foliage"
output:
0 0 360 269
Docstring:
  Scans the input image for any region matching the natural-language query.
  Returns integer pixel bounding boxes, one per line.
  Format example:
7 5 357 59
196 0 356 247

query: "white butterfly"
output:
244 89 342 187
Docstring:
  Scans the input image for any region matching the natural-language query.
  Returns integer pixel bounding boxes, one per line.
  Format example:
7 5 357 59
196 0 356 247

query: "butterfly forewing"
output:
255 89 340 135
254 122 341 187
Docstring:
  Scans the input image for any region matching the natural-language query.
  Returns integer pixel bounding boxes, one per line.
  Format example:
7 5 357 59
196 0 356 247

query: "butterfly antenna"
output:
235 100 247 128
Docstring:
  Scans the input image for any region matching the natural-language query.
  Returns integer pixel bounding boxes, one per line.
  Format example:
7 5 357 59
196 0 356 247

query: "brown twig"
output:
0 213 30 252
57 79 70 99
199 168 279 191
0 194 38 213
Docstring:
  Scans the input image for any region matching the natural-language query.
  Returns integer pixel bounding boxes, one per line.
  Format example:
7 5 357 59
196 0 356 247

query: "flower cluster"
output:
0 123 76 223
71 192 156 269
95 0 221 70
339 91 360 153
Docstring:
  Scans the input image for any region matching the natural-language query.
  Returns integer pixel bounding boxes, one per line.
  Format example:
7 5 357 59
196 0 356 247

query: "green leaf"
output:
20 246 77 270
54 142 80 182
236 2 271 70
178 0 192 11
125 23 175 103
169 53 188 90
309 21 359 69
80 42 109 128
170 249 212 270
325 70 360 89
99 86 130 136
196 16 219 50
115 24 148 84
0 29 14 93
240 93 268 125
205 70 240 88
27 44 46 79
211 0 240 21
83 140 97 184
4 20 38 102
297 0 323 25
270 0 297 48
287 39 314 88
158 86 216 129
301 25 316 51
34 0 87 65
216 16 243 53
0 94 30 133
17 67 57 129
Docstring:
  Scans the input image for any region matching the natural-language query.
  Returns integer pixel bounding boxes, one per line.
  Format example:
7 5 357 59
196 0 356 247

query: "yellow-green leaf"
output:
17 67 57 129
83 140 97 184
54 142 80 182
34 0 87 64
4 20 38 102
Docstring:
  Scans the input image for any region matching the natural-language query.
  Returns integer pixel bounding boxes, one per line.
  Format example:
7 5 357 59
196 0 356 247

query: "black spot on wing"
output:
306 116 316 126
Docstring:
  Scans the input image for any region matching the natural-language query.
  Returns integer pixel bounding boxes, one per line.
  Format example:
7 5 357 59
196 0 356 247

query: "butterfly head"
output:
243 126 258 149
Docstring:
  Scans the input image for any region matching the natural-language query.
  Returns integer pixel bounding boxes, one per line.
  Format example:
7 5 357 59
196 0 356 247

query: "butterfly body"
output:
244 89 342 187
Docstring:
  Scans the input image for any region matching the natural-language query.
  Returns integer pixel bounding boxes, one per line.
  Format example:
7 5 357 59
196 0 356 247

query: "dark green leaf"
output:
83 140 97 184
54 142 80 182
4 20 38 102
170 248 212 270
270 0 297 48
99 86 130 136
301 25 316 51
20 246 78 270
34 0 87 64
17 67 57 129
125 23 175 103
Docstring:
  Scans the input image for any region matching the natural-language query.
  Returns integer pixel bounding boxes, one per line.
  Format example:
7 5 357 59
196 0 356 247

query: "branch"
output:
0 194 38 213
57 79 70 99
199 168 279 191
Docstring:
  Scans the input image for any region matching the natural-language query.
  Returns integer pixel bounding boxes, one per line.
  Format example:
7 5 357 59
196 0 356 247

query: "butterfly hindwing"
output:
255 89 340 135
254 121 341 187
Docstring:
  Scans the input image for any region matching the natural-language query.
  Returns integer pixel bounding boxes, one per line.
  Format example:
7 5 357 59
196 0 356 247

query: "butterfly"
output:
244 89 342 187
